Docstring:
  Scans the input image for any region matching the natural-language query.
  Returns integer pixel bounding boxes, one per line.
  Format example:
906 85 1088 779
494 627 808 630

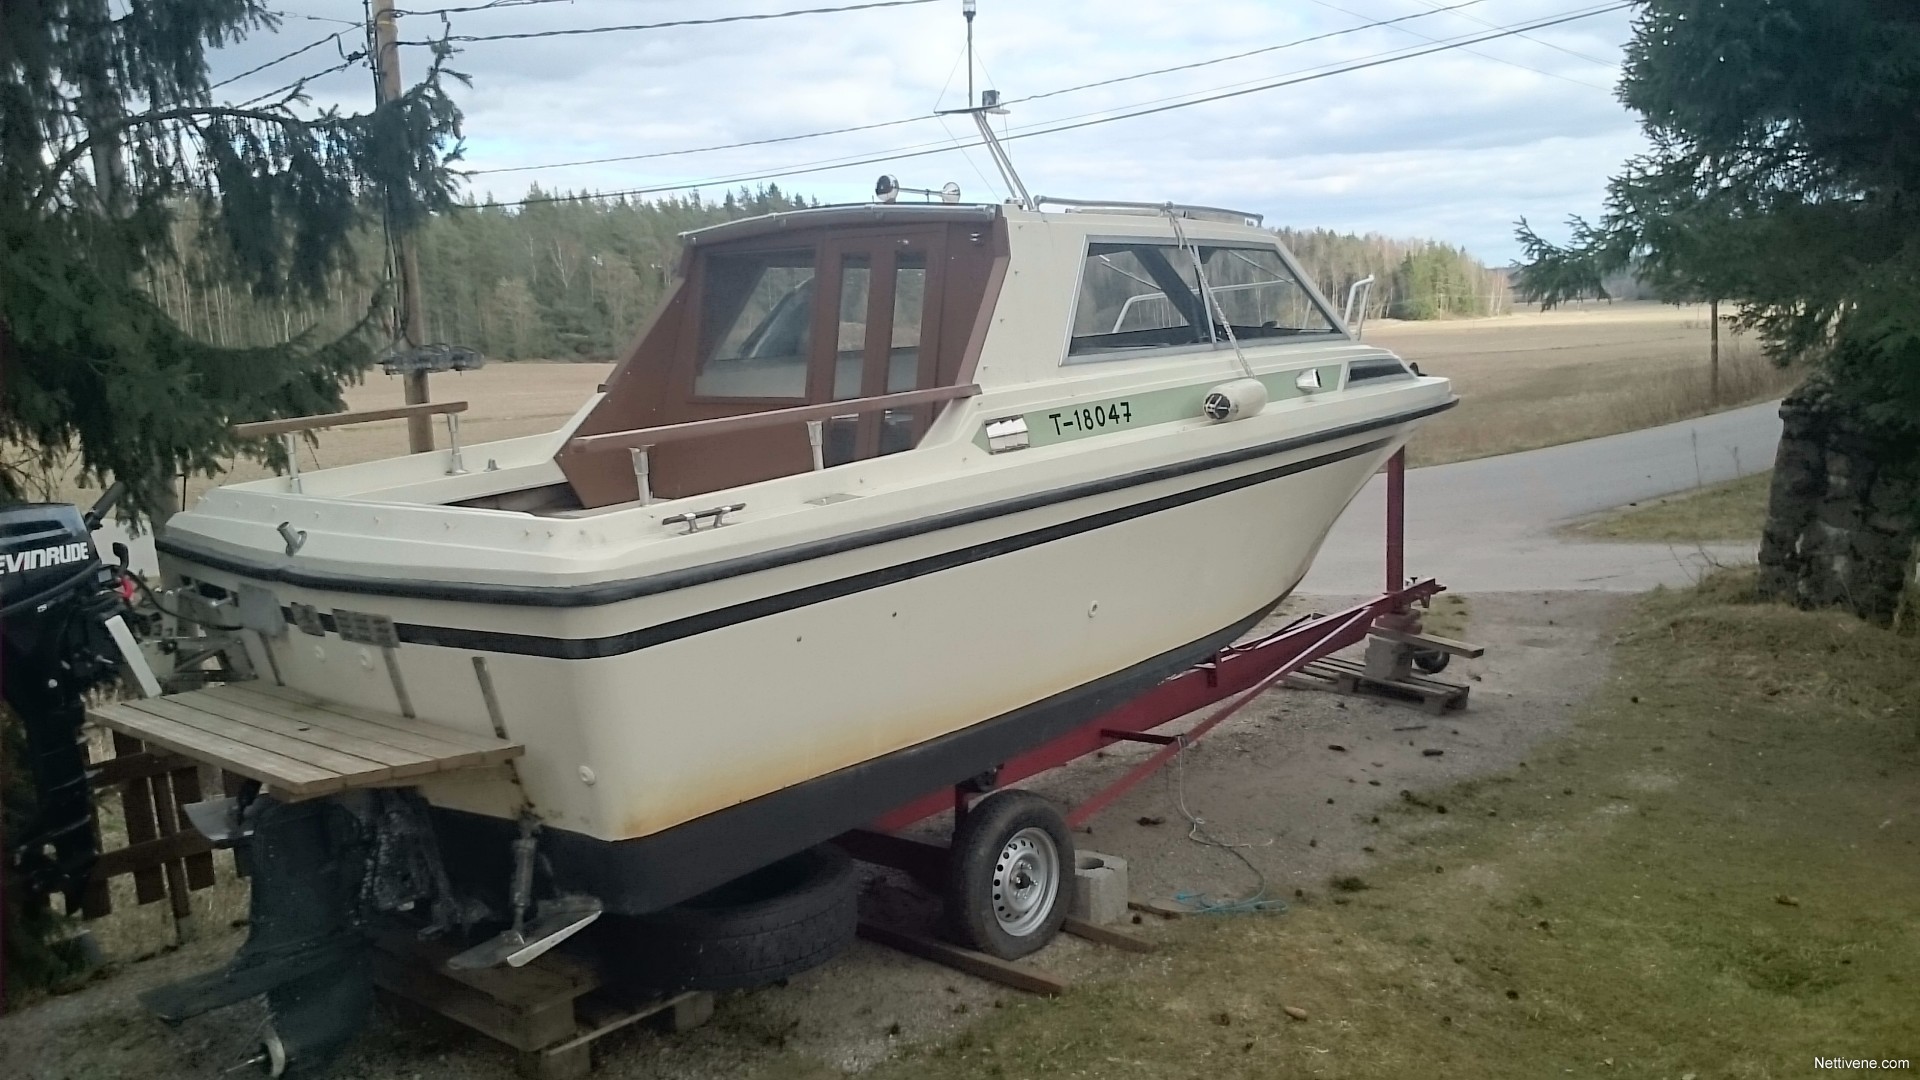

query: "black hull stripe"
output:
389 436 1386 659
158 398 1455 610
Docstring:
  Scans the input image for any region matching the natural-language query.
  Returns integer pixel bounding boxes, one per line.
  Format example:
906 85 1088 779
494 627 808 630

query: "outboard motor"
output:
0 489 132 909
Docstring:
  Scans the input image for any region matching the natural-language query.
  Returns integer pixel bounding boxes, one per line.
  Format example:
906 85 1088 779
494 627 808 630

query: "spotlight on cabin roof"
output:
874 175 962 204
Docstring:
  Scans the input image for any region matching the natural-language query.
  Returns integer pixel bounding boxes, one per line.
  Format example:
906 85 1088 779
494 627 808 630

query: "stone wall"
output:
1757 379 1920 626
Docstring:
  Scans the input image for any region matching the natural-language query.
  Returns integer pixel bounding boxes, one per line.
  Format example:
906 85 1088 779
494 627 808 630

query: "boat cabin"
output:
552 204 1007 510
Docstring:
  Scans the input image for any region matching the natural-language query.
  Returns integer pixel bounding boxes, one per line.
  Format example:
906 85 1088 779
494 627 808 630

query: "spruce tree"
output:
1512 0 1920 620
1 0 466 519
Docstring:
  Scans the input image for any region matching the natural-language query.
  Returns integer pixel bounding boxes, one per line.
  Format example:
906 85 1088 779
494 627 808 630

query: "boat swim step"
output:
87 681 522 802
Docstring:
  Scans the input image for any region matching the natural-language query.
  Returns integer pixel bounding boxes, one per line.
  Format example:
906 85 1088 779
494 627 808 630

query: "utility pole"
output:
1709 298 1721 404
371 0 434 452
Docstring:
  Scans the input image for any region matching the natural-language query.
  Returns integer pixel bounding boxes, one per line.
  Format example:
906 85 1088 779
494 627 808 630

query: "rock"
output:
1775 894 1801 907
1283 1006 1309 1021
1423 749 1444 757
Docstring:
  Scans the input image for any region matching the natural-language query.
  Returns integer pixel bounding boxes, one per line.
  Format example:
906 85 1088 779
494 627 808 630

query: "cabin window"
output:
1068 242 1338 360
695 248 816 398
831 254 873 399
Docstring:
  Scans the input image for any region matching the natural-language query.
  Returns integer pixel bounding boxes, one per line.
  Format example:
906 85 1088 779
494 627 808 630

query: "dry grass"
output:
834 573 1920 1080
1370 303 1801 467
1570 471 1773 543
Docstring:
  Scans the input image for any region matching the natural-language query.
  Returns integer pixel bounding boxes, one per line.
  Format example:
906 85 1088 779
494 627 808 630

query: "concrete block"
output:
1071 851 1129 926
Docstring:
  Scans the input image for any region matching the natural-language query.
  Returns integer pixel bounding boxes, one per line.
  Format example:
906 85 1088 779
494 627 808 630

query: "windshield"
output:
696 248 816 398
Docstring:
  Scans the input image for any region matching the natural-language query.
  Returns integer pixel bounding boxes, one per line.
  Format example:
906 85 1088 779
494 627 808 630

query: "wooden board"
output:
1284 657 1469 715
89 682 521 800
856 920 1068 997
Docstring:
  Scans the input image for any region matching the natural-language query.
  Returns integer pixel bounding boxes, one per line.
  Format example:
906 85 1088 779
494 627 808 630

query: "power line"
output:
393 0 656 13
468 0 1493 177
208 30 346 91
1403 0 1617 66
490 2 1630 209
235 51 371 106
1303 0 1613 91
1015 0 1491 104
400 0 942 45
265 7 365 26
471 115 933 176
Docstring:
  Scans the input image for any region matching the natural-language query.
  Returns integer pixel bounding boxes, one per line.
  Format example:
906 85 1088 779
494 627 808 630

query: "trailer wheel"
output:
597 845 856 991
1411 648 1451 674
945 790 1073 959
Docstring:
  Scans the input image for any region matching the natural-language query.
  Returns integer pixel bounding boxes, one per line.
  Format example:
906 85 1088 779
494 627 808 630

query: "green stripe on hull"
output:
972 365 1346 450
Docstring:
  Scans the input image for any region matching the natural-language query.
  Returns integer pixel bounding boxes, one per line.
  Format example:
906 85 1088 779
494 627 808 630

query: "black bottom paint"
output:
433 594 1281 915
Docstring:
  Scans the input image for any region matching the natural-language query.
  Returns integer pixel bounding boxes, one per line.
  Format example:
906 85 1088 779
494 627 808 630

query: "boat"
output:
151 184 1446 894
150 187 1455 920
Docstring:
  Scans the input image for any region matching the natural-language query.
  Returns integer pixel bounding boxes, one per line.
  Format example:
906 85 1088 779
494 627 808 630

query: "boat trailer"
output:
837 448 1475 982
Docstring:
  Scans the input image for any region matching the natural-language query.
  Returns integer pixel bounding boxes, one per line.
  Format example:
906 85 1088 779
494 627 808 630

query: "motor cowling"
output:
1 502 127 906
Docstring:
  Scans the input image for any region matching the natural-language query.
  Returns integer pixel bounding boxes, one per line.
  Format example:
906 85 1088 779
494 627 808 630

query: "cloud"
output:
208 0 1646 261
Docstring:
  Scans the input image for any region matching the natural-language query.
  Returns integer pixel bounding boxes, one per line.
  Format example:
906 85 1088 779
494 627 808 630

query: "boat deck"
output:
88 683 521 801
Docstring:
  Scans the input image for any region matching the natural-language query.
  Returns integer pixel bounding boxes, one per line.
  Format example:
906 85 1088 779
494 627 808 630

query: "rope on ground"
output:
1166 735 1290 915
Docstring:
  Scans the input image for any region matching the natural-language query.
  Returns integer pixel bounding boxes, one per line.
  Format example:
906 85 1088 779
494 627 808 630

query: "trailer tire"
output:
599 845 856 991
945 790 1073 959
1412 648 1450 674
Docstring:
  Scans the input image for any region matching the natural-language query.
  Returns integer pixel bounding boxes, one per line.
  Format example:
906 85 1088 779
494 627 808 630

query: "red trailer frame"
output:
861 448 1434 836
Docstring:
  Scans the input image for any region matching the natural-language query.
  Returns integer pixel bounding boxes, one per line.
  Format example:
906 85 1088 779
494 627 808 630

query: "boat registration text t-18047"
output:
1049 401 1133 436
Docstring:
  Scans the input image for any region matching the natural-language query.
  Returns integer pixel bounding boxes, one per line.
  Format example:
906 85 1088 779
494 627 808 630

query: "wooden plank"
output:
1369 626 1486 658
92 830 214 881
856 921 1067 997
1128 899 1194 919
210 684 491 761
171 765 217 891
223 683 517 757
90 750 196 787
372 949 576 1053
112 732 166 905
120 698 396 781
231 400 467 439
167 690 439 774
378 932 596 1008
1061 917 1157 953
90 702 340 796
540 991 710 1057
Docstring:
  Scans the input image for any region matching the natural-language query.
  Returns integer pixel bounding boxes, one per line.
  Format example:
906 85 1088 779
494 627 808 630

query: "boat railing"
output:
1034 196 1264 226
566 384 981 505
565 384 980 456
231 400 471 493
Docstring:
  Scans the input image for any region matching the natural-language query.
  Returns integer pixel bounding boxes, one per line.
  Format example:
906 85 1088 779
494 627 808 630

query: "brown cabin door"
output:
811 229 948 465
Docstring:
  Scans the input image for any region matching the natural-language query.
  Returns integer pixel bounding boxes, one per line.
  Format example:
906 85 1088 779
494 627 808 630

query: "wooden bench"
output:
88 682 521 801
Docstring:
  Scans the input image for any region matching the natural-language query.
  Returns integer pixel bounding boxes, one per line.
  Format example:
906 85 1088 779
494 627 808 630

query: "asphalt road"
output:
1301 400 1783 595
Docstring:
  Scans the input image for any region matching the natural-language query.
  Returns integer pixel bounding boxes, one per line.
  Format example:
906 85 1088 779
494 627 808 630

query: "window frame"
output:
1061 236 1347 366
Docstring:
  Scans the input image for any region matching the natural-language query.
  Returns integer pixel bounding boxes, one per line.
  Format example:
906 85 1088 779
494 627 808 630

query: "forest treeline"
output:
144 187 1511 363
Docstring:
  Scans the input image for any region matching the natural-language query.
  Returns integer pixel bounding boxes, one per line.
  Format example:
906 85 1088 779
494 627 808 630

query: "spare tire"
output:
596 845 856 991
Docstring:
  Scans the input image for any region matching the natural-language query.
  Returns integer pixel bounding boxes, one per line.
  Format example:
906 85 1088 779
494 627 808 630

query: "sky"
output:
208 0 1647 263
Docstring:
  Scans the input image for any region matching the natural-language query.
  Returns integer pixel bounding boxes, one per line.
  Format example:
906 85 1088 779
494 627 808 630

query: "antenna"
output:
940 4 1033 211
963 0 976 108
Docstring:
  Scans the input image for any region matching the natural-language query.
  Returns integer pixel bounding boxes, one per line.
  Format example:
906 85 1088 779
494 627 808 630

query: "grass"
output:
1570 472 1773 543
1376 304 1801 468
826 573 1920 1080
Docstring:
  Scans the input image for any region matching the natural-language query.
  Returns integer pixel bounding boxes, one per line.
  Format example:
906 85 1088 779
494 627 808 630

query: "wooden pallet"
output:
1285 655 1469 714
372 933 714 1079
88 682 521 801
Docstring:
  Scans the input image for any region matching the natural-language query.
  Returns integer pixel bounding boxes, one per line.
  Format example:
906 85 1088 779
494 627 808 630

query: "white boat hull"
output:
161 397 1436 909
